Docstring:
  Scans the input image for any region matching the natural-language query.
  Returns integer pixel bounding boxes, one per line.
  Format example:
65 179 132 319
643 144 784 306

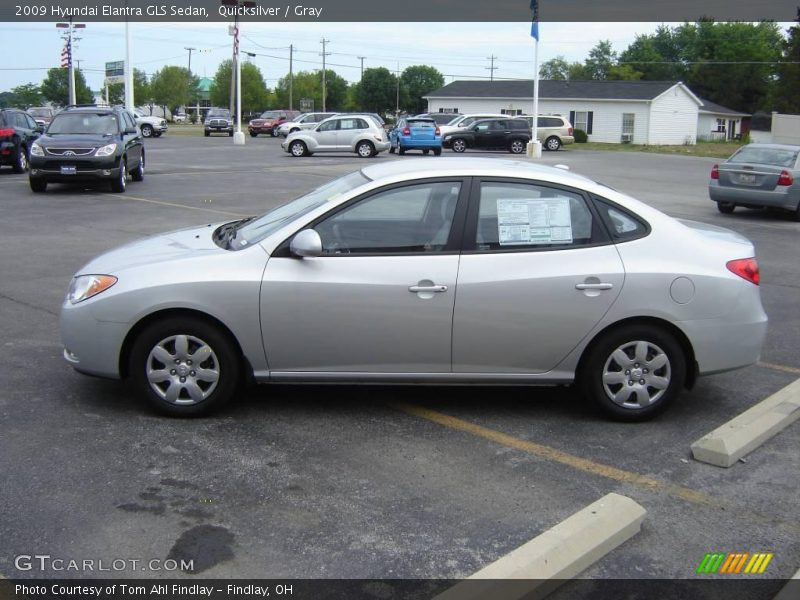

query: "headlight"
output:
444 136 451 142
95 143 117 157
30 143 44 157
68 275 117 304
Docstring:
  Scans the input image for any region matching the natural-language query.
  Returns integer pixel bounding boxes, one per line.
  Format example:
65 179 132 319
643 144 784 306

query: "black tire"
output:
289 140 308 157
452 139 467 153
544 136 562 151
29 178 47 193
423 149 430 155
791 202 800 222
271 128 279 137
250 132 258 137
228 130 233 137
204 131 210 137
129 316 241 417
389 145 395 154
433 148 442 156
110 159 127 193
717 202 735 214
153 132 162 138
579 324 685 422
356 140 376 158
398 146 406 156
131 151 145 182
141 124 153 138
509 139 526 154
12 145 28 173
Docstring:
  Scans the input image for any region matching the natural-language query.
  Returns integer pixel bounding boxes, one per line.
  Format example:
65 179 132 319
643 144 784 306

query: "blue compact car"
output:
389 117 443 155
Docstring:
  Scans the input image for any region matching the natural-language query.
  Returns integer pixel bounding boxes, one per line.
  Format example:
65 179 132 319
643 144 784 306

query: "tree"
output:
150 65 196 115
567 62 592 80
400 65 444 114
40 68 93 106
209 60 269 113
7 84 43 108
606 64 643 81
539 56 570 80
272 69 348 111
354 67 398 115
773 12 800 113
585 40 616 80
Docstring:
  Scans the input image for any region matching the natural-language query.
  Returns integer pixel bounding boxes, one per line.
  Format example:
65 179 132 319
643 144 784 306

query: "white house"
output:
697 99 749 141
424 80 743 145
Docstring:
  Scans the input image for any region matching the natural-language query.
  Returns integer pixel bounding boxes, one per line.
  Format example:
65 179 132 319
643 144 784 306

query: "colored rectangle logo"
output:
697 552 773 574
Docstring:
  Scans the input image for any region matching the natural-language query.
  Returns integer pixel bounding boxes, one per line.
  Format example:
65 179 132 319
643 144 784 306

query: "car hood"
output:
38 133 118 147
76 223 230 275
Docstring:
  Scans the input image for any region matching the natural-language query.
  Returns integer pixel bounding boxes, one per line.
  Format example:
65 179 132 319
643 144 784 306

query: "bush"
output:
189 112 198 125
574 129 588 143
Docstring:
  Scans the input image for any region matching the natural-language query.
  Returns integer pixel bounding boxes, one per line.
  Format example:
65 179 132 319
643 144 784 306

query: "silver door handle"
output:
409 285 448 293
575 283 613 290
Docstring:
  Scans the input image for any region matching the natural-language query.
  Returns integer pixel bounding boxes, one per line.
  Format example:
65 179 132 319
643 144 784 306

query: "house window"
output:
570 110 593 135
501 108 523 116
621 113 634 142
715 118 726 133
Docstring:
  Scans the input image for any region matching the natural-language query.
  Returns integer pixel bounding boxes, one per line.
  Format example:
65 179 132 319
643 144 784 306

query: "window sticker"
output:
497 197 573 245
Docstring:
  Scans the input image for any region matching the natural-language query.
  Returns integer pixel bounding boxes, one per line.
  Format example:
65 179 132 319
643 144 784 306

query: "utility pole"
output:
320 38 330 112
289 44 294 111
221 0 255 145
395 62 400 117
357 56 366 80
56 18 84 105
228 22 236 116
185 46 196 117
486 55 498 81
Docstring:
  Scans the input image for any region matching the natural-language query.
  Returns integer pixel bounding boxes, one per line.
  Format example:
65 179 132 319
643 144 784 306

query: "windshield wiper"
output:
216 217 255 249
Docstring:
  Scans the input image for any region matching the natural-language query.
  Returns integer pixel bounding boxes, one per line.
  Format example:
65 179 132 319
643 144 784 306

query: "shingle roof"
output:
697 98 750 117
424 79 683 101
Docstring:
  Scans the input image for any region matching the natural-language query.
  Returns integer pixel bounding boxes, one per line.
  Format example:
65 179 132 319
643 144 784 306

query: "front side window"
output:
317 120 338 132
474 182 600 251
315 181 462 254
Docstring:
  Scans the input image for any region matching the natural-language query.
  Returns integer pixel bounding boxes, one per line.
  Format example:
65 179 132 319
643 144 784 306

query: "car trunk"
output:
718 163 785 191
407 121 436 140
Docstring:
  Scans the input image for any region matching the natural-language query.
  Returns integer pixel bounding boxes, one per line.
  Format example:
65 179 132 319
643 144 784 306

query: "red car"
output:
248 110 301 137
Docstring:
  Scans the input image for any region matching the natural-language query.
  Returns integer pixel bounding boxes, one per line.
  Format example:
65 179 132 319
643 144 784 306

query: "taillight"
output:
727 258 760 285
568 127 573 135
402 127 410 136
777 169 793 186
710 164 719 180
0 128 15 137
435 127 441 136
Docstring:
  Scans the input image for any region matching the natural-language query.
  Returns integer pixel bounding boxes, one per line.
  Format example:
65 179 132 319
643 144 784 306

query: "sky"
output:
0 21 791 95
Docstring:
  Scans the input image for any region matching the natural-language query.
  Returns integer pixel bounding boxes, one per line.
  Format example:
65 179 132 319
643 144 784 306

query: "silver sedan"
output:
60 158 767 420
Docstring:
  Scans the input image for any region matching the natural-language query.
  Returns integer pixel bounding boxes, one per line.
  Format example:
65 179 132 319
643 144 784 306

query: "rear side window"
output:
592 196 649 242
538 117 564 128
508 120 529 130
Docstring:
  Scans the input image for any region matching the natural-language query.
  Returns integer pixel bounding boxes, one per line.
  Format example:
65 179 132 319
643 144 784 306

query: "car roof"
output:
360 157 594 186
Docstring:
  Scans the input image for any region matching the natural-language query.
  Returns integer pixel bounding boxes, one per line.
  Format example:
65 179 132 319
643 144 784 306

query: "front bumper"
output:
60 300 130 379
29 156 122 182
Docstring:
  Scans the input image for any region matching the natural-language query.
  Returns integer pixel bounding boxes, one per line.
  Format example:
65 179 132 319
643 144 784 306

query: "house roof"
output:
697 98 750 117
424 79 688 101
196 77 214 93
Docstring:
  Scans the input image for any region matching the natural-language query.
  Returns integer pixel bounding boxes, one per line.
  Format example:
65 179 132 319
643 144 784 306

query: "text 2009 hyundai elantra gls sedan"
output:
60 158 767 421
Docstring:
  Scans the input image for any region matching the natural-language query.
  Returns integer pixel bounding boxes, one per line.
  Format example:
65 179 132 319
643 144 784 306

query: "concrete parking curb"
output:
691 378 800 468
434 493 646 600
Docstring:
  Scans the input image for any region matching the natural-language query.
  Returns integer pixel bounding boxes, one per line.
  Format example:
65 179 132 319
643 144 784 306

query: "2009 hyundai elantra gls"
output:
60 158 767 421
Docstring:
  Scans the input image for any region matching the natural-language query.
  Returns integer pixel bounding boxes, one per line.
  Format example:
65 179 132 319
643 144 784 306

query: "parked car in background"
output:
248 109 301 137
204 108 233 137
0 108 41 173
519 115 575 151
276 112 338 137
172 111 187 123
389 117 443 155
438 113 506 137
442 118 531 154
28 105 144 193
58 158 767 421
281 114 390 157
133 111 168 138
709 143 800 221
27 107 55 129
414 112 461 126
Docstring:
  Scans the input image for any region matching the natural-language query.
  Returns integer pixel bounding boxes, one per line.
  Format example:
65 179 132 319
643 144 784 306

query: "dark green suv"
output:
0 108 41 173
29 105 144 193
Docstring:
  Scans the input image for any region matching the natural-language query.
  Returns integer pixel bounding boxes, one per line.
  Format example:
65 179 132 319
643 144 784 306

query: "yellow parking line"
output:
758 361 800 375
392 402 721 508
102 193 247 217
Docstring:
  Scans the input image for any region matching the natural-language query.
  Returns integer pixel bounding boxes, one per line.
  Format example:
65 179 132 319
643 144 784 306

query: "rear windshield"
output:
48 113 118 135
407 119 436 128
260 111 281 118
729 147 799 167
29 108 52 118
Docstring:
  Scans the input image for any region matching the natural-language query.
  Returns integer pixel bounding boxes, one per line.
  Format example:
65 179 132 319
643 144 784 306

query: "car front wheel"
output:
13 146 28 173
545 136 562 151
141 124 153 138
579 324 685 422
289 141 308 157
110 159 127 193
131 151 145 182
129 317 240 417
452 139 467 153
30 178 47 193
509 140 525 154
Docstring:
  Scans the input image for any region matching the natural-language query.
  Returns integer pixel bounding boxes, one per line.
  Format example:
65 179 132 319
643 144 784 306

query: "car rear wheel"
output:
110 160 127 193
423 149 430 155
452 139 467 153
433 148 442 156
204 131 210 137
545 136 562 151
228 130 233 137
289 140 308 157
398 146 406 156
356 141 375 158
12 146 28 173
131 151 145 182
141 124 153 138
717 202 735 214
580 324 685 422
509 140 525 154
129 316 240 417
29 178 47 193
389 145 395 154
271 128 279 137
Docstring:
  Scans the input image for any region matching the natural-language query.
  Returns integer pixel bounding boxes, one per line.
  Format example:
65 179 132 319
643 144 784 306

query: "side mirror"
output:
290 229 322 258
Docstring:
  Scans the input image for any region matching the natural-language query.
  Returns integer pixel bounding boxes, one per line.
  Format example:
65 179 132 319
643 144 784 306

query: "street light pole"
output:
185 46 196 116
221 0 255 145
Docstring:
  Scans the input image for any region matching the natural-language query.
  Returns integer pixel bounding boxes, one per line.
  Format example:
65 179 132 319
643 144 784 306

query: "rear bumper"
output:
0 141 19 164
709 181 800 211
399 139 443 150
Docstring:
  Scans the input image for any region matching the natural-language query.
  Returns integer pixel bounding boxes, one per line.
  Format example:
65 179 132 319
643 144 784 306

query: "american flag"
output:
61 40 71 68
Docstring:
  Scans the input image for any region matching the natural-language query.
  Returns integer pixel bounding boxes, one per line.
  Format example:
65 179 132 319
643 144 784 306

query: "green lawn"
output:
567 141 742 159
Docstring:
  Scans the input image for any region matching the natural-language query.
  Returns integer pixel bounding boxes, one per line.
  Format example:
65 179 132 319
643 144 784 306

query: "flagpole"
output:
528 1 542 158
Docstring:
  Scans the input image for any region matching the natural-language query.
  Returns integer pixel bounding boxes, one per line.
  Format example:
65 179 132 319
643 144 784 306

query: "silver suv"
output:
520 115 575 151
281 114 390 158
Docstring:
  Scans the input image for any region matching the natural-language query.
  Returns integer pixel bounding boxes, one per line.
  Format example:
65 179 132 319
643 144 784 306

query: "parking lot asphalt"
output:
0 134 798 583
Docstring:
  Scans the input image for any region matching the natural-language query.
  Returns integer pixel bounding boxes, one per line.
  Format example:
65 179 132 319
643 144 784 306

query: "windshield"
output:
231 170 371 249
48 113 118 135
729 147 799 168
260 111 281 119
208 110 230 118
29 108 52 118
447 115 465 126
